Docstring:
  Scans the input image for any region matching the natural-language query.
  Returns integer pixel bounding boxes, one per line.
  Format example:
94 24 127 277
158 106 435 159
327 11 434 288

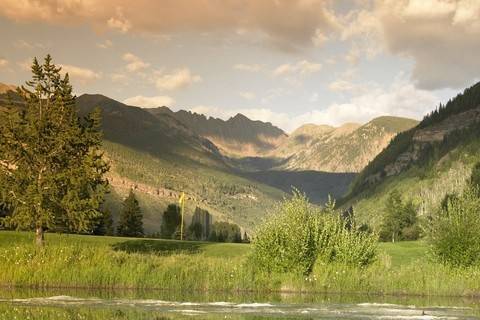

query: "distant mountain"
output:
148 107 287 157
76 94 224 168
271 116 419 173
75 94 287 232
343 81 480 229
0 83 16 94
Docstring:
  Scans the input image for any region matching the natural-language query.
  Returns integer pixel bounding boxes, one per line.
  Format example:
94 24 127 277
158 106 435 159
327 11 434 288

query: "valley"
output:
0 84 421 233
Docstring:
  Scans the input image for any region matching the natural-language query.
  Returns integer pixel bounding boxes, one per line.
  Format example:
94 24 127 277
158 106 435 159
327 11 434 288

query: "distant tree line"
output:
158 203 246 243
419 81 480 128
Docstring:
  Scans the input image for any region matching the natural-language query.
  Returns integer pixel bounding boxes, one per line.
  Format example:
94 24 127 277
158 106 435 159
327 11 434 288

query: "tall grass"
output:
0 232 479 297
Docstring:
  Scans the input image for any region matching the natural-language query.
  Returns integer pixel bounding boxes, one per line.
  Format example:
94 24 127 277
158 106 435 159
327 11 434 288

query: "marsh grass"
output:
0 231 479 297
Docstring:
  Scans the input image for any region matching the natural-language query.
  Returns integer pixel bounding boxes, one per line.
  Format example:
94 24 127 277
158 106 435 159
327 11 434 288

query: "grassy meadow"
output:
0 231 479 297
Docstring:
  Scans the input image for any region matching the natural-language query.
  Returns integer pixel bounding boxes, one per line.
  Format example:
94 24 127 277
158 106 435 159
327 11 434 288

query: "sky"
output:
0 0 479 132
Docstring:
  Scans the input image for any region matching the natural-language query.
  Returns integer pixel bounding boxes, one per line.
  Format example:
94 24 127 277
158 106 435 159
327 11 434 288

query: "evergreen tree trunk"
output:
35 226 44 246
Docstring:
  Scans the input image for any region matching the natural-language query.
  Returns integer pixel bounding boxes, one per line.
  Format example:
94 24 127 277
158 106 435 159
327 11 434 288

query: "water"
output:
0 288 478 319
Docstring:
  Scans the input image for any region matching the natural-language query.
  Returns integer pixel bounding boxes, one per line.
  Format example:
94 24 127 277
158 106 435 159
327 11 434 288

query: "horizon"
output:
1 1 479 131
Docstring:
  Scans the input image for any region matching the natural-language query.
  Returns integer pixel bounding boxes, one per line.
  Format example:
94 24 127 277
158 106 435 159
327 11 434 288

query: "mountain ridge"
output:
270 116 419 173
147 106 288 157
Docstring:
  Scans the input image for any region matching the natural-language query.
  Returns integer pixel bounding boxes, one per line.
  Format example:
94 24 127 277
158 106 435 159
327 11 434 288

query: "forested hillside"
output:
75 95 288 232
344 81 480 228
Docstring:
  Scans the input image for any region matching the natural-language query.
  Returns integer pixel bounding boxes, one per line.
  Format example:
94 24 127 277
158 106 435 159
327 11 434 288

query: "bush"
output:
251 192 321 274
428 187 480 267
379 190 420 242
251 192 377 275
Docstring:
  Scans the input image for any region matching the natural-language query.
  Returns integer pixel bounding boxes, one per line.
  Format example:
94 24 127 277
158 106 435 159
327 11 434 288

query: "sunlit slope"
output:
343 81 480 228
271 116 418 173
148 107 287 157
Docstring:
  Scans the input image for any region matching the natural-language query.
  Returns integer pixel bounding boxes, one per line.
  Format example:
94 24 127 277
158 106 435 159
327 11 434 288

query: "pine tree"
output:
160 204 181 239
92 208 114 236
0 55 109 245
117 190 143 237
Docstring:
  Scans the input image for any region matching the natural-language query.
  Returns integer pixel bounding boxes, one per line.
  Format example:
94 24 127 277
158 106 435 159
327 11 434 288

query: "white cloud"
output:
188 77 439 132
13 40 45 49
343 0 480 89
60 64 101 84
312 29 328 47
0 1 338 52
18 58 32 71
329 79 357 92
122 53 150 72
0 58 8 68
239 91 256 100
97 39 113 49
273 60 322 77
123 95 175 108
107 8 131 33
233 64 263 72
309 93 319 103
110 73 128 84
154 68 202 91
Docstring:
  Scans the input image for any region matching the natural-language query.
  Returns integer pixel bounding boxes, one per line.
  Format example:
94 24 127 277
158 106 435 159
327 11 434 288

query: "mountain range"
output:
148 107 287 157
0 82 428 233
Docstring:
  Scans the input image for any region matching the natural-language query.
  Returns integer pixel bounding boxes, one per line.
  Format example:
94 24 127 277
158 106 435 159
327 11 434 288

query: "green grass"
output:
378 241 428 267
0 231 479 297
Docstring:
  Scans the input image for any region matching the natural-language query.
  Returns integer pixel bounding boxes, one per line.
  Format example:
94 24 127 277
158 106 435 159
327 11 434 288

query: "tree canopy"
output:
0 55 109 245
117 189 143 237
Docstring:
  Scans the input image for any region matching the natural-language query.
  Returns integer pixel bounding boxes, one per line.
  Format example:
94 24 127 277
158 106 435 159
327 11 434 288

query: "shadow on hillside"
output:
112 239 205 256
241 170 356 204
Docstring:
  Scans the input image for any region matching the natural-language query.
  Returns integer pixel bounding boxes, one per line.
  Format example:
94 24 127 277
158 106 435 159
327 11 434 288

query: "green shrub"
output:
251 192 377 275
250 192 321 274
429 187 480 267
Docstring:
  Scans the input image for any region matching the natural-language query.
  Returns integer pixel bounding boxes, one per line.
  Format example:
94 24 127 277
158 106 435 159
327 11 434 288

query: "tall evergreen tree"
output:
160 204 181 239
117 190 143 237
0 55 109 245
92 208 114 236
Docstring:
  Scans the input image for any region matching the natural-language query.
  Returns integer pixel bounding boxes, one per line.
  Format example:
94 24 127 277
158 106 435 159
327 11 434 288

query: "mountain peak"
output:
365 116 419 133
230 113 249 121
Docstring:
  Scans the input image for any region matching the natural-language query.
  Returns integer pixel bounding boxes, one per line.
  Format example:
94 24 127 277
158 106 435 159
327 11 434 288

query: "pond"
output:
0 288 479 319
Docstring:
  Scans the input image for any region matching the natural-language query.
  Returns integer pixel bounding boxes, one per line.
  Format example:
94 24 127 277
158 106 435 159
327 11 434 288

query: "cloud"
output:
273 60 322 77
110 73 128 84
188 77 439 132
312 29 328 47
18 58 32 71
13 40 45 49
0 0 338 52
309 77 439 127
344 0 480 90
97 39 113 49
239 91 256 100
233 64 263 72
60 64 102 84
122 53 150 72
328 80 357 92
123 95 175 108
107 8 131 33
0 58 8 68
154 68 202 91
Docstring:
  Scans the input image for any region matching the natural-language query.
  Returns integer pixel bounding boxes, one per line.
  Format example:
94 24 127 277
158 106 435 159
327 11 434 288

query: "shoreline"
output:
1 284 480 300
